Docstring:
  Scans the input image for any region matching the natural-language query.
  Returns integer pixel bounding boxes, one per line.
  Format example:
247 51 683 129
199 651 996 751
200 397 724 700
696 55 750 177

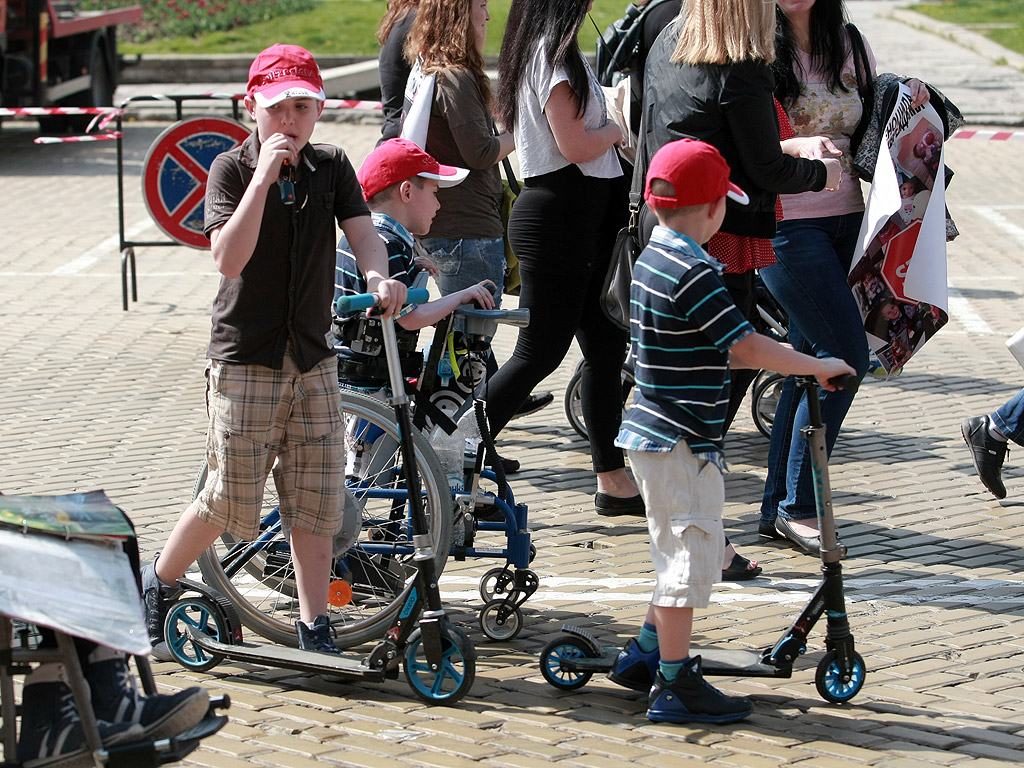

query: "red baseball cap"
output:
358 138 469 201
247 44 326 107
644 138 749 209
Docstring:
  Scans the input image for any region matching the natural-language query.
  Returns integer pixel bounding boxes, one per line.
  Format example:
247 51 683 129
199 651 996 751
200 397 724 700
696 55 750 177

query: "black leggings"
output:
485 166 629 473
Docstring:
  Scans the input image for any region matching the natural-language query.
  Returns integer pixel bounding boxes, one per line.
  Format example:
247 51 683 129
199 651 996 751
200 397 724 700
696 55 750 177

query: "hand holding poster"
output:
848 82 949 376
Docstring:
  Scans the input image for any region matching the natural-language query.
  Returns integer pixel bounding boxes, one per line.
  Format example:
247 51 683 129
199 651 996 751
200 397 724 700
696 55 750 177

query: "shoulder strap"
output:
492 118 521 195
847 23 874 155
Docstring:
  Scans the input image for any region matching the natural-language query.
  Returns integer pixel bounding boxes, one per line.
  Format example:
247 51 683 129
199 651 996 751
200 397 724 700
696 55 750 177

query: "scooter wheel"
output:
539 636 595 690
479 599 523 642
163 597 228 672
815 649 866 704
404 623 476 705
478 567 514 603
751 370 785 440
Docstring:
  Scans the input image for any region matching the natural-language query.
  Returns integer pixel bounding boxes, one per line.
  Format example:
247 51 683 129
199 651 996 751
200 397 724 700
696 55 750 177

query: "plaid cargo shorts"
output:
190 351 344 539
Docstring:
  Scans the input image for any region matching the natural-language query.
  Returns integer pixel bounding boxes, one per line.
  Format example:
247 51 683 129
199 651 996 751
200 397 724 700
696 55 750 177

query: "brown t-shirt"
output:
203 134 369 372
425 68 504 239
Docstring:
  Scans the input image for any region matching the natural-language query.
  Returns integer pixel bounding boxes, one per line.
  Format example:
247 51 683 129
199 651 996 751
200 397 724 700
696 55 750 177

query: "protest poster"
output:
848 82 949 376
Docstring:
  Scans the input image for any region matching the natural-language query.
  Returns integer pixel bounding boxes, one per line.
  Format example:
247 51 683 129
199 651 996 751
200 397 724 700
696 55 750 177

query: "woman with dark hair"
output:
490 0 641 513
377 0 419 143
759 0 930 554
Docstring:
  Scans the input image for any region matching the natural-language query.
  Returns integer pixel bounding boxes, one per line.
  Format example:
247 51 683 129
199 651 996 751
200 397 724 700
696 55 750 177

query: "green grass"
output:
909 0 1024 56
121 0 628 56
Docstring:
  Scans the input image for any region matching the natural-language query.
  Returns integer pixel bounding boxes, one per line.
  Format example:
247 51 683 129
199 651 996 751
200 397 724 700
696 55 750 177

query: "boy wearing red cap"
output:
141 44 408 657
609 139 854 724
334 138 496 388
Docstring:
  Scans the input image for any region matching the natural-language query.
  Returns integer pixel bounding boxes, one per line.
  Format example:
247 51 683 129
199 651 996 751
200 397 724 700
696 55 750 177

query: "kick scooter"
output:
539 374 866 704
162 289 477 705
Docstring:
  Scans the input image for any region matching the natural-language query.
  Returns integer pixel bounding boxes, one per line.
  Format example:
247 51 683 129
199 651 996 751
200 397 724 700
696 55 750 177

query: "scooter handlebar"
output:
334 288 430 315
829 374 860 393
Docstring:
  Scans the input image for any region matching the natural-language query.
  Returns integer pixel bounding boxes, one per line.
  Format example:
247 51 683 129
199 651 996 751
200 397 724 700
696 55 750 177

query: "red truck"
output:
1 0 141 129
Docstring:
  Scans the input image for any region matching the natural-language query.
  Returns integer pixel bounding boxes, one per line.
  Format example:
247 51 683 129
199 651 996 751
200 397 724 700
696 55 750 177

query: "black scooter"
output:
162 289 476 706
539 375 866 704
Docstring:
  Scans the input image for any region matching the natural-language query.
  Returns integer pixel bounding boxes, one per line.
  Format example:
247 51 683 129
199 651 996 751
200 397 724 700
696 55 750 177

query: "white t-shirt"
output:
514 45 622 180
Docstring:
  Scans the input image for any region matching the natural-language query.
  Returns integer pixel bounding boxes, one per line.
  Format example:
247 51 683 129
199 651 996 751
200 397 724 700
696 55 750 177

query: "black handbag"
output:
600 125 646 332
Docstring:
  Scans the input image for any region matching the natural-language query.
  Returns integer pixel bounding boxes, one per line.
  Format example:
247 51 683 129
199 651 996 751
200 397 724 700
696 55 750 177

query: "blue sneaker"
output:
607 638 660 692
647 657 753 724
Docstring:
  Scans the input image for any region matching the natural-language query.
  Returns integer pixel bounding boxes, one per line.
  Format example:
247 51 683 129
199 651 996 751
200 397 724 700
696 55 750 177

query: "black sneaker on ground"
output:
141 559 179 661
486 454 520 475
87 655 209 740
511 391 554 419
607 638 660 692
295 615 343 656
646 657 753 724
17 680 143 768
961 415 1008 499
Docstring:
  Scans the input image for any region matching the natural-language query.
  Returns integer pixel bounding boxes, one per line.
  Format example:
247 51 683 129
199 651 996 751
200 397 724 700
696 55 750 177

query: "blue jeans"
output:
419 236 505 308
759 213 870 523
993 387 1024 446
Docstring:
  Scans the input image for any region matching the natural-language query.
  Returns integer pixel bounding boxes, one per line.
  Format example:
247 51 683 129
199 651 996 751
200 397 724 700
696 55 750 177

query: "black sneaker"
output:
646 657 753 724
87 655 209 740
962 415 1008 499
607 638 660 692
486 454 521 475
511 392 554 419
17 679 143 767
296 615 343 656
141 559 178 661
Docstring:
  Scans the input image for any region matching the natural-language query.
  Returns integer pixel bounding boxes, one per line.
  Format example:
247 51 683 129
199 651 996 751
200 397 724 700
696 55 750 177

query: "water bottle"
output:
434 428 464 492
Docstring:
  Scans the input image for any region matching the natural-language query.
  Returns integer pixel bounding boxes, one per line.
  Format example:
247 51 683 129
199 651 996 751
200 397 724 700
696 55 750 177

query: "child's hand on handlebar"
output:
371 278 408 318
815 357 856 391
459 280 497 310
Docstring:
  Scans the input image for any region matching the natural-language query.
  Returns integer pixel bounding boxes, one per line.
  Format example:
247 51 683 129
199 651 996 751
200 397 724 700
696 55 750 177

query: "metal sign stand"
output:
115 94 246 311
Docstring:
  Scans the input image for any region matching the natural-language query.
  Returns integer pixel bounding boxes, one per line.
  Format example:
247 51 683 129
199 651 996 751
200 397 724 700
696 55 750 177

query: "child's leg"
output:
154 513 224 584
289 527 334 623
651 605 693 662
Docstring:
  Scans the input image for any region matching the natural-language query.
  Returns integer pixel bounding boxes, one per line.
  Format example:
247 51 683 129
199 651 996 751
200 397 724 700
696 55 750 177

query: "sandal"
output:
721 552 762 581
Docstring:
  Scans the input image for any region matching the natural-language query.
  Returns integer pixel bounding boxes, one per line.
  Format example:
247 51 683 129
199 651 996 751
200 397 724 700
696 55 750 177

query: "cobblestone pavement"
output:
2 3 1024 766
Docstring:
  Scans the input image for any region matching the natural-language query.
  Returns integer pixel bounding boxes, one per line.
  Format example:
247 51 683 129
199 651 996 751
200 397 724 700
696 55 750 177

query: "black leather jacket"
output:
642 19 826 238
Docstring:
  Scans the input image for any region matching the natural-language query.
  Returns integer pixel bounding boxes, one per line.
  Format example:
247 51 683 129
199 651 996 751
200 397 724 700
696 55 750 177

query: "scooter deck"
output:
185 627 388 679
565 645 792 679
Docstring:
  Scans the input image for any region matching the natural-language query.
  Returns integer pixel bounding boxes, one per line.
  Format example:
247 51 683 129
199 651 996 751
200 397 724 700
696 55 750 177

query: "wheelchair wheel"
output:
196 391 452 648
563 362 635 441
751 370 785 440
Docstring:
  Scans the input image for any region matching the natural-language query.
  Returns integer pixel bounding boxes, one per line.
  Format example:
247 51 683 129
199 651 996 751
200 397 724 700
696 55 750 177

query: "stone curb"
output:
888 8 1024 73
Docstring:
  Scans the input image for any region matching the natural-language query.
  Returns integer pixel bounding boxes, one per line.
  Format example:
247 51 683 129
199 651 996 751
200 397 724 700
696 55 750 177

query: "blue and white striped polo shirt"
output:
615 226 754 462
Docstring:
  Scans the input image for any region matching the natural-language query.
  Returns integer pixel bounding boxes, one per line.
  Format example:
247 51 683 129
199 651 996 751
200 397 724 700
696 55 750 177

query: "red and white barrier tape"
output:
0 106 123 117
951 129 1024 141
34 132 122 144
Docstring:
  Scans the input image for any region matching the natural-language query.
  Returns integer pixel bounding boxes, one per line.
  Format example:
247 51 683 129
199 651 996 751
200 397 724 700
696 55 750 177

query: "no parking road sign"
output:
142 117 251 249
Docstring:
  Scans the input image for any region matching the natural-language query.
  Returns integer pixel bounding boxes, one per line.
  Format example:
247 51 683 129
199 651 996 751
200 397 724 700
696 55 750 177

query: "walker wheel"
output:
539 635 595 690
164 597 228 672
403 623 476 704
815 649 866 704
479 599 523 642
478 567 514 602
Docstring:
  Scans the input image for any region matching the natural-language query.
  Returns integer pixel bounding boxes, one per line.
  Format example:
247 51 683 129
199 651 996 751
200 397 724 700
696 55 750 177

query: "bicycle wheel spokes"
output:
196 391 450 648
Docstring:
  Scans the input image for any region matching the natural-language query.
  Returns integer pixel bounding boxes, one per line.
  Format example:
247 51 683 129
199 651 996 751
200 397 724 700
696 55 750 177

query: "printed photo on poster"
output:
849 82 949 376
